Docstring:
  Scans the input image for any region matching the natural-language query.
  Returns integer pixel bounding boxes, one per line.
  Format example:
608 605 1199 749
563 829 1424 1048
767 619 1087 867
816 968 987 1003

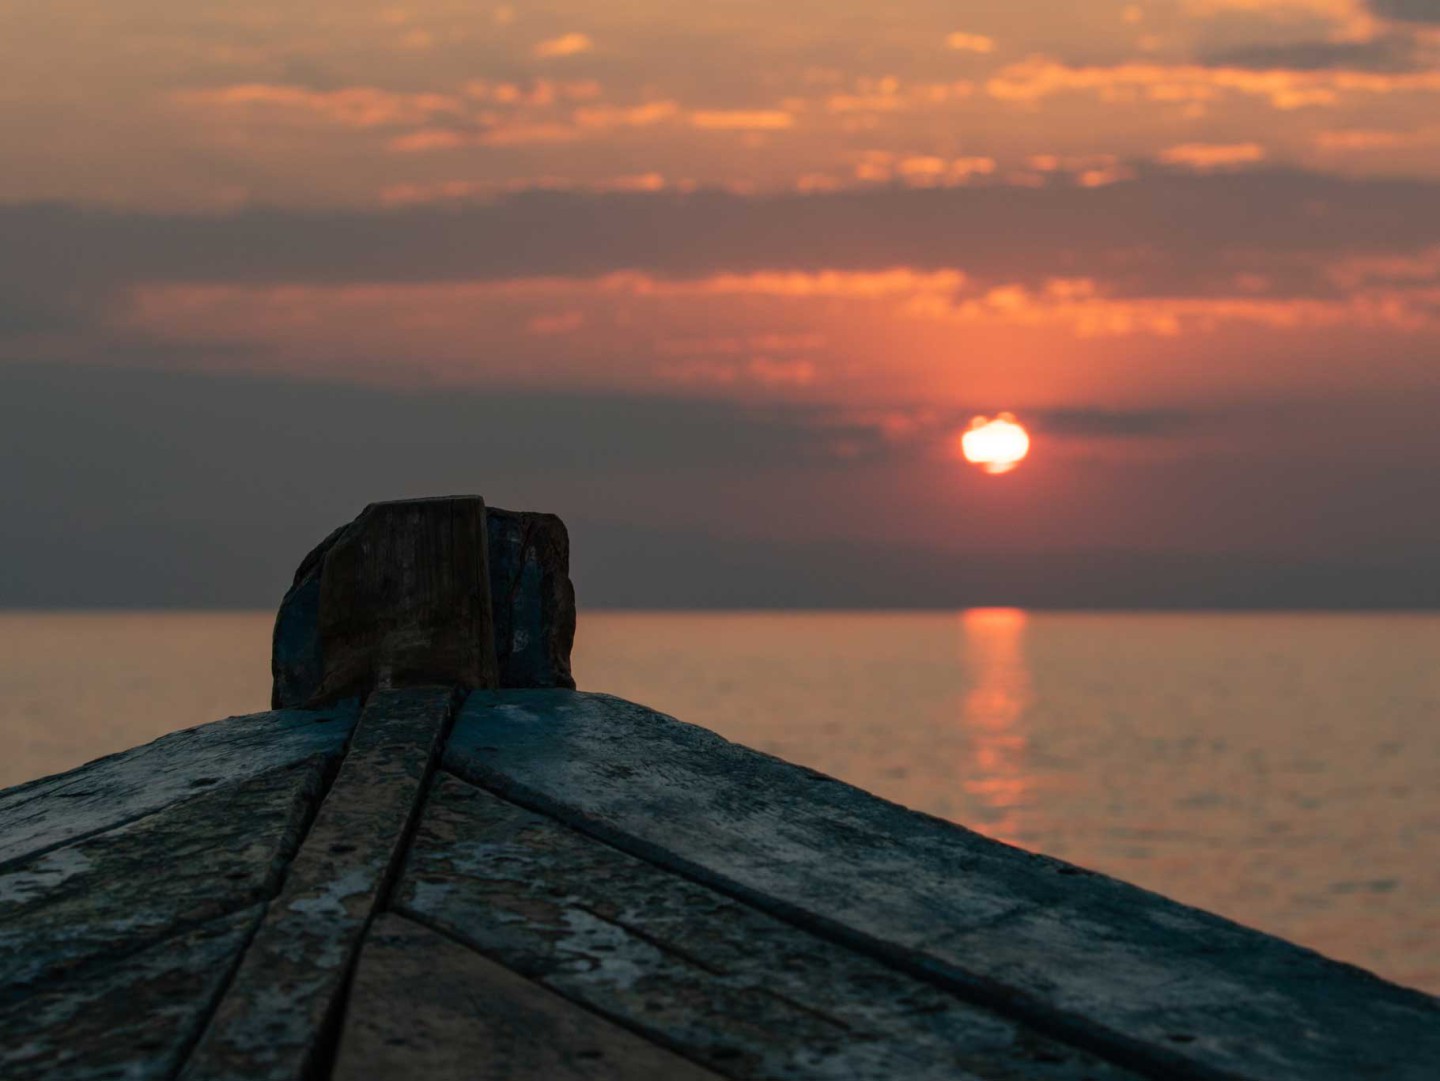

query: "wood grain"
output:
182 687 453 1081
0 908 261 1081
396 773 1144 1081
314 497 498 703
448 690 1440 1081
0 761 324 997
333 914 723 1081
0 702 356 868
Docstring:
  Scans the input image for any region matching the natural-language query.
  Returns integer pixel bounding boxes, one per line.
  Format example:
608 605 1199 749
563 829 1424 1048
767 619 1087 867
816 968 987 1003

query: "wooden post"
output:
272 496 575 707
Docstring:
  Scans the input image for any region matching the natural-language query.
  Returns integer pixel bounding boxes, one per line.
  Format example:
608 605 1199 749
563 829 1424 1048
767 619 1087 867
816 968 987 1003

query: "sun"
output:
960 413 1031 475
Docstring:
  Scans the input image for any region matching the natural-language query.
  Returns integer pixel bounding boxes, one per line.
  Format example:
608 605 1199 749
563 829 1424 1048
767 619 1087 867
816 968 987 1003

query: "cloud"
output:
1157 142 1268 169
1031 408 1202 438
945 32 996 53
1201 36 1422 72
3 368 1439 609
175 84 465 129
1313 126 1440 148
617 268 969 299
986 56 1440 109
379 172 668 204
1366 0 1440 23
688 110 795 130
533 32 594 58
8 169 1440 351
385 99 681 152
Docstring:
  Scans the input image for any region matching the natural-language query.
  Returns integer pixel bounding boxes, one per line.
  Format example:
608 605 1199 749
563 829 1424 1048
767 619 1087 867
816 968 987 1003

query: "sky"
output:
3 0 1440 607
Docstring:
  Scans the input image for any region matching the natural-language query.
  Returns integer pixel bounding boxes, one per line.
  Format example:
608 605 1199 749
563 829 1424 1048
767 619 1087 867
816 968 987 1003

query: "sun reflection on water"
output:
958 607 1035 846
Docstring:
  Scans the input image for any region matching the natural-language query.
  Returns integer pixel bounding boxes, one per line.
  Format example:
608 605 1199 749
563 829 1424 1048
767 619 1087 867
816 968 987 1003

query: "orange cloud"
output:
920 281 1435 335
387 129 473 152
176 84 464 128
574 101 680 129
946 32 996 53
855 151 995 186
688 110 795 130
615 268 968 299
1314 128 1439 150
986 57 1440 109
1157 142 1267 169
463 80 602 105
386 99 679 153
533 33 593 59
379 172 668 204
825 77 974 115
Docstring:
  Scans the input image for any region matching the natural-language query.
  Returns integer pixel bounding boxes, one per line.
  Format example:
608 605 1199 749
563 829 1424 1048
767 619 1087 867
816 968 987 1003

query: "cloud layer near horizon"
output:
4 363 1437 608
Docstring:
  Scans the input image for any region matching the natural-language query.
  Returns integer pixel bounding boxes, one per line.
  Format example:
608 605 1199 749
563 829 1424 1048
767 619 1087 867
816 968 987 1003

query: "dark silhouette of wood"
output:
271 497 577 706
314 498 498 704
487 508 576 689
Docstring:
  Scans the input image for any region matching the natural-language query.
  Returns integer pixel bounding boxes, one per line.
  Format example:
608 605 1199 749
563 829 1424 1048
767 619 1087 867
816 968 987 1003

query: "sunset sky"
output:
4 0 1440 607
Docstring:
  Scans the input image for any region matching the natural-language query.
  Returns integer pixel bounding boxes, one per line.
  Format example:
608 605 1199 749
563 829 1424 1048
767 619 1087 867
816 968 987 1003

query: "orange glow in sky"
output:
960 414 1030 474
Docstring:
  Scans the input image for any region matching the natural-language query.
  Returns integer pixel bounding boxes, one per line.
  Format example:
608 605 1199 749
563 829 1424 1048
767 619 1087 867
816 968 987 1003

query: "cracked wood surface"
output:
0 703 356 868
448 689 1440 1081
396 772 1145 1081
0 762 325 1001
181 687 453 1081
333 914 723 1081
0 908 261 1081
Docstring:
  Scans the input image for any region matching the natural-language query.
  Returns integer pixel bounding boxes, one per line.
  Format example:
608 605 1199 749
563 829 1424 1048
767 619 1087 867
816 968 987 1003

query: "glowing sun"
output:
960 413 1031 474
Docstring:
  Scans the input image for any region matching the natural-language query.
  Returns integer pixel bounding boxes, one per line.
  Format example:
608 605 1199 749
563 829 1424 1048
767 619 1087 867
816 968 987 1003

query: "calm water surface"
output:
1 610 1437 993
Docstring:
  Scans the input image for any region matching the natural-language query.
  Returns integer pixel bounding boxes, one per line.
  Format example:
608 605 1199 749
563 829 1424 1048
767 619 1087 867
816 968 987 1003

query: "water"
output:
1 610 1436 993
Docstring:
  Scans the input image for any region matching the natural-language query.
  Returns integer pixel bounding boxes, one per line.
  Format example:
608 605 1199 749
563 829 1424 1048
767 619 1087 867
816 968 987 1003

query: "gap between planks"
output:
179 686 458 1081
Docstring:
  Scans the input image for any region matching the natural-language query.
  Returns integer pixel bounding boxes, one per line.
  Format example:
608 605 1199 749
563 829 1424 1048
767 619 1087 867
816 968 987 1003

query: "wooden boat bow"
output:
1 496 1436 1080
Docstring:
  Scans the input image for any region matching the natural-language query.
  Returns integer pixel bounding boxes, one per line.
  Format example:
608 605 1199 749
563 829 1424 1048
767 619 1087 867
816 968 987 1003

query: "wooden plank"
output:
396 773 1145 1081
313 497 498 702
486 507 576 689
0 760 324 997
0 701 356 868
448 690 1440 1081
182 686 453 1081
0 907 261 1081
332 914 724 1081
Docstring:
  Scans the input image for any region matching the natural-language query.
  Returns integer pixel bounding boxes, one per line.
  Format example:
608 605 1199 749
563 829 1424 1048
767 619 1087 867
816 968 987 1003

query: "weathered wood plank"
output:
0 907 261 1081
333 914 724 1081
182 686 453 1081
487 507 576 689
0 702 356 868
449 690 1440 1081
313 497 498 702
397 773 1145 1081
0 761 324 1000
